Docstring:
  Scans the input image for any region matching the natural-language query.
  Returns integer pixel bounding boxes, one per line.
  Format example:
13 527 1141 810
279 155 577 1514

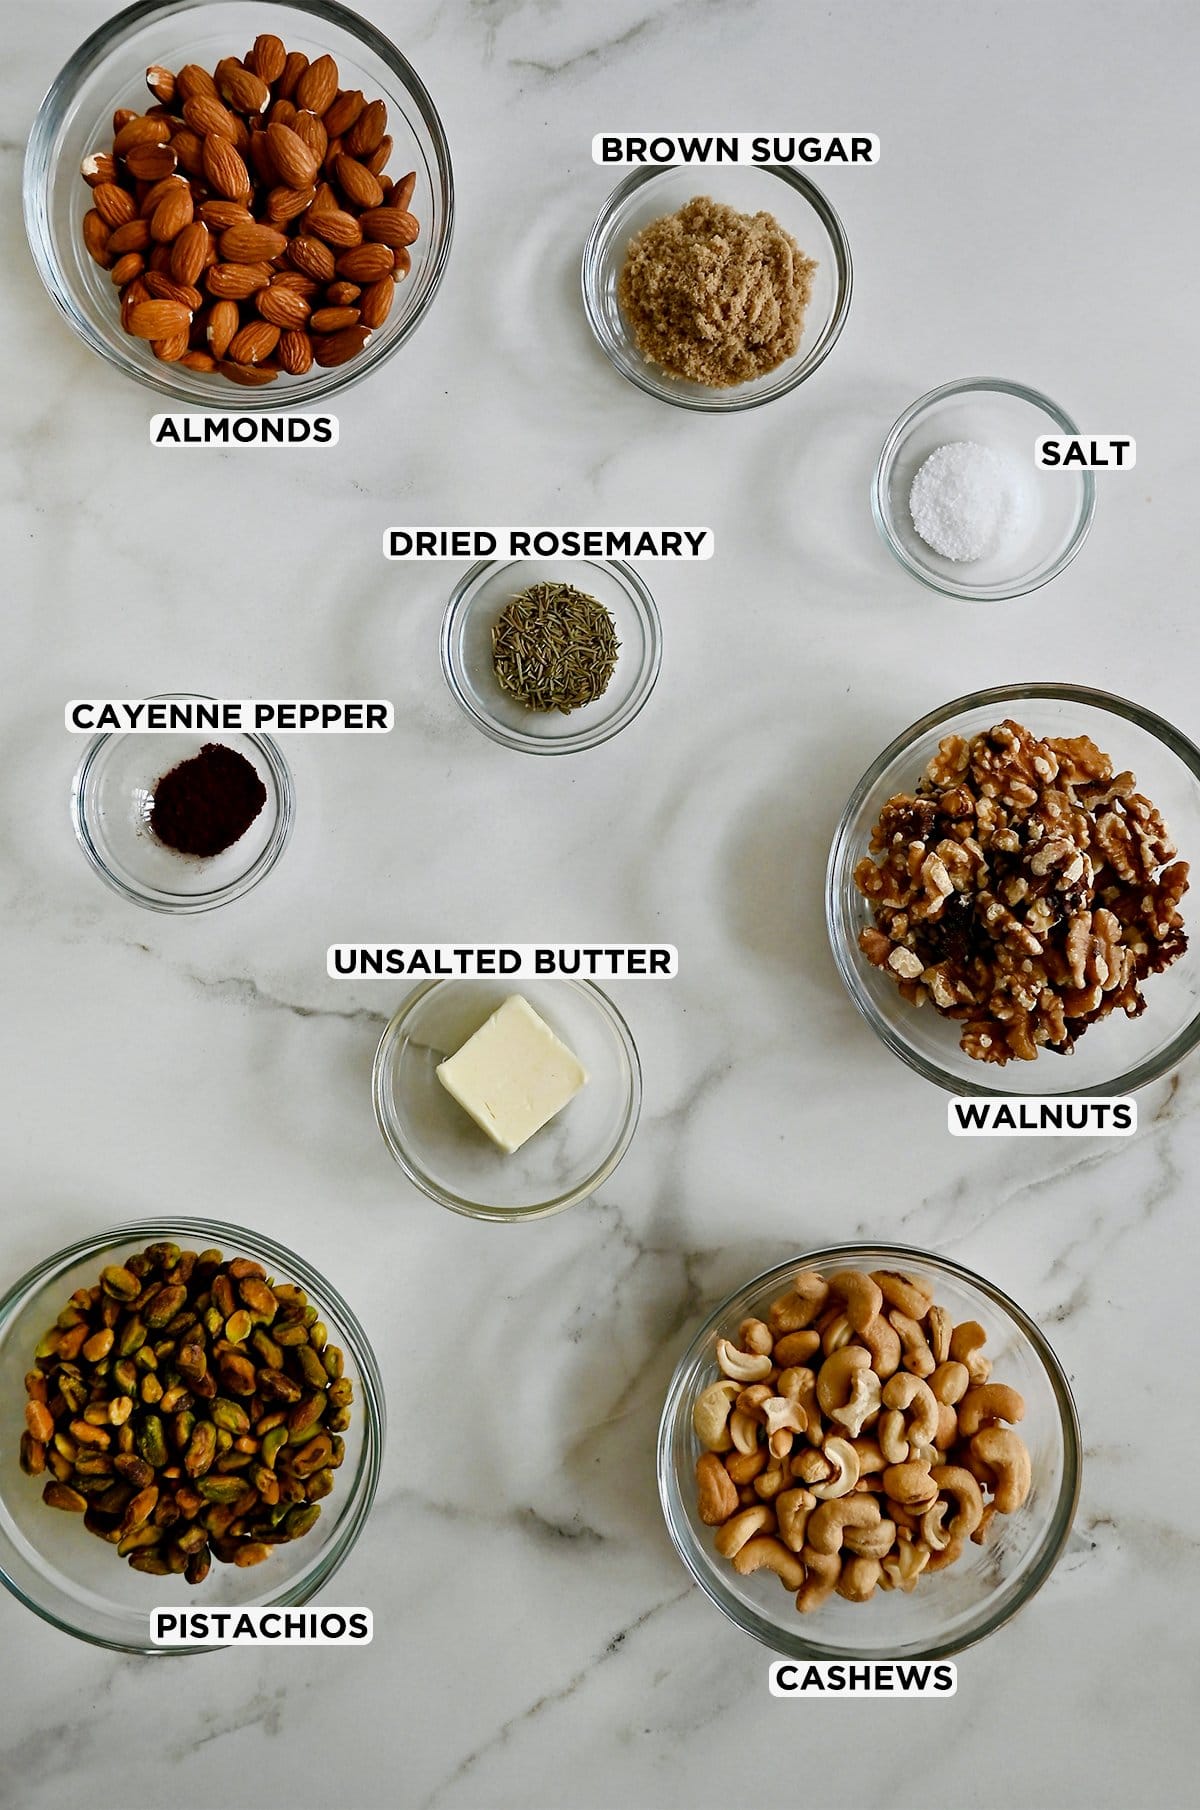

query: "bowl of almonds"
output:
24 0 453 402
658 1245 1080 1659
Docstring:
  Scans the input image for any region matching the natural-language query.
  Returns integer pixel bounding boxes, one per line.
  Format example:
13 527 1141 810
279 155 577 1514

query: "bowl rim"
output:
439 558 664 756
23 0 454 409
371 976 644 1219
581 164 853 413
70 692 295 912
871 376 1097 600
657 1240 1082 1661
825 681 1200 1096
0 1215 386 1655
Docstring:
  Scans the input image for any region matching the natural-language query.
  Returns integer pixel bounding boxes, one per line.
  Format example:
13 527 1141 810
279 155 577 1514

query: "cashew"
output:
693 1379 739 1451
881 1535 930 1593
881 1460 937 1509
859 1313 902 1379
762 1396 806 1443
843 1516 897 1560
886 1500 922 1533
729 1409 761 1456
850 1436 886 1475
935 1402 958 1450
735 1383 772 1418
972 1503 998 1545
820 1311 855 1355
768 1429 796 1461
809 1436 860 1500
778 1366 823 1447
738 1317 774 1356
753 1459 789 1500
930 1465 984 1540
828 1269 884 1335
919 1499 951 1551
971 1426 1031 1513
927 1304 952 1365
888 1309 935 1378
776 1486 816 1552
808 1494 882 1556
713 1504 774 1559
870 1269 934 1320
795 1546 841 1613
880 1372 939 1461
929 1360 970 1405
792 1447 834 1488
879 1411 908 1466
949 1320 992 1385
723 1448 767 1485
816 1344 871 1419
837 1555 882 1603
830 1367 882 1438
772 1330 820 1368
925 1533 965 1572
958 1383 1026 1439
731 1535 804 1591
716 1338 773 1384
768 1270 828 1335
695 1452 738 1525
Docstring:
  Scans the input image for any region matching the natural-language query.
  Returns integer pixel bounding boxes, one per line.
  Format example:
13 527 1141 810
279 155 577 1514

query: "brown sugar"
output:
617 196 817 388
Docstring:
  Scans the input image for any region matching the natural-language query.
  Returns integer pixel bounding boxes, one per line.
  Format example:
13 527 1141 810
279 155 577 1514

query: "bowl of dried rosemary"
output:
440 560 662 755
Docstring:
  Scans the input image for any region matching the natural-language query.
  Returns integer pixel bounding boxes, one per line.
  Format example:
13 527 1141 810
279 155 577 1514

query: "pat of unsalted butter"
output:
436 995 588 1155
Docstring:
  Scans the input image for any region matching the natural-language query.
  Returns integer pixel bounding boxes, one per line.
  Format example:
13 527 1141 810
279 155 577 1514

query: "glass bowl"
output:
872 378 1095 600
582 166 851 412
440 559 663 756
658 1243 1080 1661
0 1217 384 1654
372 979 642 1219
71 693 294 912
826 684 1200 1096
24 0 453 407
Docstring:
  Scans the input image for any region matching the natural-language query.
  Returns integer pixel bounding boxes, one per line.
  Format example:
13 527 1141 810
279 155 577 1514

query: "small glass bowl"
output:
873 378 1095 600
0 1217 384 1654
582 166 852 412
440 559 663 756
659 1243 1080 1661
71 695 294 912
24 0 453 407
827 684 1200 1096
372 979 642 1219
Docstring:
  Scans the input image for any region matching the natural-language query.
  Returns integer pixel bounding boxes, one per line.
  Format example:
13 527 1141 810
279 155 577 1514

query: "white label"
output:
592 133 879 166
1035 435 1135 469
383 527 712 560
948 1097 1136 1137
152 1607 371 1646
769 1660 956 1697
66 700 393 733
328 943 678 979
150 413 339 447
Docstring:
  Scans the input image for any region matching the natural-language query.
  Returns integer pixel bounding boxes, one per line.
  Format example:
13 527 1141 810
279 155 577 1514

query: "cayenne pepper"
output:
149 743 267 857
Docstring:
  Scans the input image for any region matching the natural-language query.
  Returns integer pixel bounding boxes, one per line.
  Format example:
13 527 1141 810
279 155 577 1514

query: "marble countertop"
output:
2 2 1196 1807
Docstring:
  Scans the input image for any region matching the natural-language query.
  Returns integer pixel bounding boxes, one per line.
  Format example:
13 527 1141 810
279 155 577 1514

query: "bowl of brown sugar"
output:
582 166 851 411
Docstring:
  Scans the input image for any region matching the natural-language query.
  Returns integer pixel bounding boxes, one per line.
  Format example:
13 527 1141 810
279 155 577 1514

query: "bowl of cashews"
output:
657 1243 1080 1659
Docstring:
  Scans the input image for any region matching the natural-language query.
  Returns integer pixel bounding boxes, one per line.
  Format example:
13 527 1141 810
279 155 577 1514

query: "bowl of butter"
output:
371 980 642 1218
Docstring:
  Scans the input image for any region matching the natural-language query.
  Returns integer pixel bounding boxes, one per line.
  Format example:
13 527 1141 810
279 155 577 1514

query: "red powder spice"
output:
150 743 267 858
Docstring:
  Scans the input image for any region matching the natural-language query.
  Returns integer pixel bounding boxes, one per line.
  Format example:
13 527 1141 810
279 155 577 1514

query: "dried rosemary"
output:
492 581 620 714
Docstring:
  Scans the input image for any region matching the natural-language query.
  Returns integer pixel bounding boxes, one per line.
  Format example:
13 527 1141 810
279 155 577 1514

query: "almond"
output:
277 51 308 100
364 137 394 178
109 251 144 287
81 151 117 187
256 284 311 329
93 182 137 228
287 235 336 280
344 98 387 157
308 181 339 215
124 141 176 181
145 64 177 104
267 185 317 223
265 122 320 190
335 242 393 283
219 222 288 263
360 206 418 248
359 276 394 330
309 305 360 332
295 53 339 114
322 90 365 138
176 63 218 102
179 348 217 372
250 33 287 84
334 154 383 210
150 185 193 242
113 115 171 155
203 134 252 201
112 108 138 133
170 129 205 177
292 111 328 164
182 94 238 139
390 171 417 213
199 199 253 230
207 261 274 298
152 329 190 362
144 271 203 309
127 298 192 339
227 321 280 364
269 98 298 129
304 207 361 247
247 132 280 188
217 359 279 387
138 174 187 218
313 324 369 366
170 220 211 286
277 328 314 375
271 270 319 296
107 217 152 255
325 281 361 306
205 298 240 358
217 61 270 115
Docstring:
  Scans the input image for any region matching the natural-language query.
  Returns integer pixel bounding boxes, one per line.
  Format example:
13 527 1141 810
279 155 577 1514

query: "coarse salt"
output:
909 440 1024 562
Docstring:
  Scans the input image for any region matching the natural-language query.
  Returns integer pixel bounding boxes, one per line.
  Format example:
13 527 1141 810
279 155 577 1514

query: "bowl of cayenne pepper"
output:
71 694 294 912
